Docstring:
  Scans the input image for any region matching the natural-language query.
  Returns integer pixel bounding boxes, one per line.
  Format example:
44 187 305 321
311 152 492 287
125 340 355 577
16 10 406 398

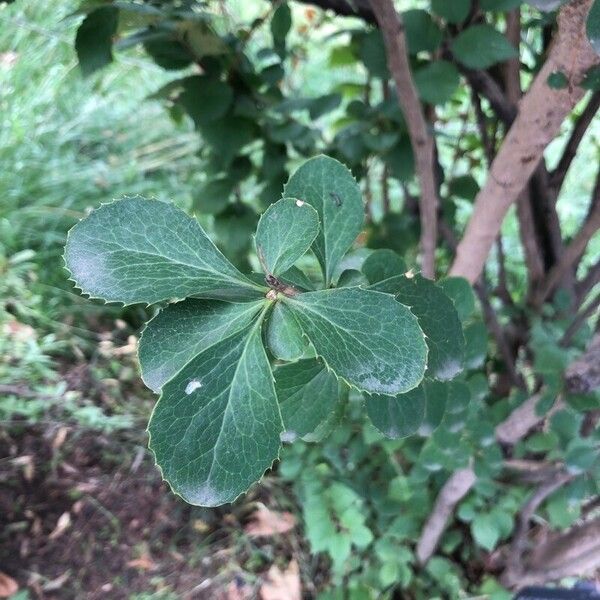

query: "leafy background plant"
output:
1 0 599 598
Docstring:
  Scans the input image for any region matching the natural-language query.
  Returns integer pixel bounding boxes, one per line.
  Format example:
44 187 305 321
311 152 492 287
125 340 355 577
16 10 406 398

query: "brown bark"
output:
369 0 439 279
533 195 600 306
450 0 599 284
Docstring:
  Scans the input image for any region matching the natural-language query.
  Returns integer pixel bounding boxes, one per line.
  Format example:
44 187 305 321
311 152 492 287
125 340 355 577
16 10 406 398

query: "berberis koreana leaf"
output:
148 320 283 506
366 385 426 439
255 197 319 276
283 155 364 285
64 197 262 305
139 299 265 392
275 358 344 442
284 288 427 395
372 274 465 381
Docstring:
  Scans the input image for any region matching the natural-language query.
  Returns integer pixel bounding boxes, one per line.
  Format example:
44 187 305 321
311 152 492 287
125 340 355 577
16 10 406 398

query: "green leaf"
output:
372 275 465 380
275 359 344 442
337 269 369 288
362 249 406 284
284 155 364 286
480 0 521 10
64 197 262 305
148 321 283 506
403 10 443 54
271 2 292 46
448 175 480 201
582 65 600 90
255 197 319 276
464 321 488 369
527 0 569 11
547 71 569 89
177 76 233 127
414 61 460 105
75 7 119 76
366 386 426 439
383 138 415 183
437 277 476 322
419 380 448 435
193 176 234 215
431 0 471 23
358 29 389 79
267 302 308 361
451 25 517 70
588 0 600 55
284 288 427 395
138 299 264 392
471 514 500 551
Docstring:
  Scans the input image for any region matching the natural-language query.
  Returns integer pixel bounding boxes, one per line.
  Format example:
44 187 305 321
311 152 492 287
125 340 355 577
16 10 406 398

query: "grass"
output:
0 0 202 335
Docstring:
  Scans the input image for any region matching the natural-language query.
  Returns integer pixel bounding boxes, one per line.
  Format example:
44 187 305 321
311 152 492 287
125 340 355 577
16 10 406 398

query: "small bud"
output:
266 289 277 301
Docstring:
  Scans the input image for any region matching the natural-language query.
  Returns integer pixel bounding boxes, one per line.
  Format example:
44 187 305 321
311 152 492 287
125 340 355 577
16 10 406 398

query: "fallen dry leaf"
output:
0 572 18 598
126 554 157 572
260 560 301 600
48 512 71 540
245 504 296 538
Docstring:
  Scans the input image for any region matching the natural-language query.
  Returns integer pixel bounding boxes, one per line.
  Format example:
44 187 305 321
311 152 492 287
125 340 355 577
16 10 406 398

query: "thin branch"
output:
369 0 439 279
505 471 579 585
565 331 600 393
533 191 600 306
549 91 600 191
416 467 476 564
561 292 600 346
575 258 600 307
504 517 600 587
450 0 599 284
417 390 567 564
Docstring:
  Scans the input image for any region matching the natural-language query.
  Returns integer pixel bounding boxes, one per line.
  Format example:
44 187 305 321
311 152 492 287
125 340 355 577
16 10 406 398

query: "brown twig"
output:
533 191 600 306
549 91 600 191
369 0 439 279
505 471 577 584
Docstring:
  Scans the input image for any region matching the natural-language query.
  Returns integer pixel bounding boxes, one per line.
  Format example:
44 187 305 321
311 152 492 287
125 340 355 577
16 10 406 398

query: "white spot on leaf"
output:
295 200 305 207
185 379 202 395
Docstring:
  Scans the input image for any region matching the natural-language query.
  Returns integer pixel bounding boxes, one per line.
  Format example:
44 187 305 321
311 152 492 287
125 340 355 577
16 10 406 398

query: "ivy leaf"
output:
366 386 426 439
275 359 345 442
267 302 308 361
588 0 600 55
148 322 283 507
362 249 406 284
255 197 320 276
372 275 465 381
451 25 517 70
138 299 265 392
284 288 427 395
284 155 364 286
75 7 119 76
64 197 262 305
